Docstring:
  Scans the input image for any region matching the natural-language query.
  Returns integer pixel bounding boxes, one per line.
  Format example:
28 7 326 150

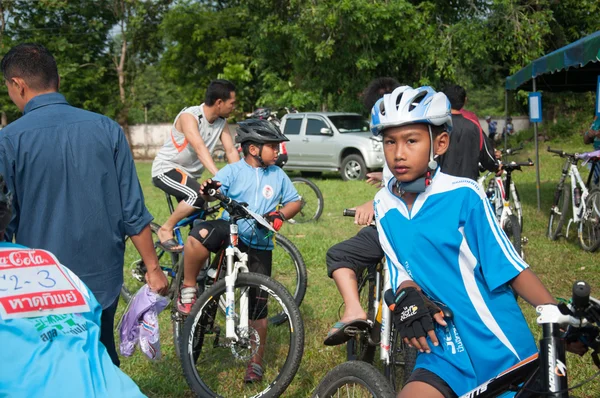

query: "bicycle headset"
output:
235 119 289 168
0 174 13 233
369 85 453 193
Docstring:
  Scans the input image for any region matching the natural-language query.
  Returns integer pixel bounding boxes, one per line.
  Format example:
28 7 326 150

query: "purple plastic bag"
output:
118 284 169 360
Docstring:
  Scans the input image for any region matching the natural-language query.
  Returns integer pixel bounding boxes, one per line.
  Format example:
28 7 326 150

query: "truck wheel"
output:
341 154 366 181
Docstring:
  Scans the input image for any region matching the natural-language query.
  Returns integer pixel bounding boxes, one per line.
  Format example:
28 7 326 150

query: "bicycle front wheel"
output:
548 187 570 240
120 222 179 303
270 234 307 325
289 177 324 223
312 361 396 398
579 188 600 252
180 273 304 398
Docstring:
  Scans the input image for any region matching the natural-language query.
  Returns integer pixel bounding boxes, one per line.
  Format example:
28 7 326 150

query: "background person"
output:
0 43 168 367
151 79 240 252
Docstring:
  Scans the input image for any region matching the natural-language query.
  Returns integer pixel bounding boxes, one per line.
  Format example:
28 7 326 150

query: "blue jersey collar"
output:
24 92 69 115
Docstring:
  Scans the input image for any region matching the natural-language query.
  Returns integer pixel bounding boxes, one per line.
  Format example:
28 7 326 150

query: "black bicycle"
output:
342 209 417 391
312 360 396 398
315 280 600 398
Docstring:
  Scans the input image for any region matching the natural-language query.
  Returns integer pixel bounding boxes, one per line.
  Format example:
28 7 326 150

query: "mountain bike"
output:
180 189 304 398
477 156 533 258
341 209 418 392
312 360 396 398
120 193 308 352
315 280 600 398
547 147 600 251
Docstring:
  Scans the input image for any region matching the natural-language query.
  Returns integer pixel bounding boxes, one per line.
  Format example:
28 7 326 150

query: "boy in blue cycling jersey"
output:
178 119 302 382
0 175 145 397
371 86 557 398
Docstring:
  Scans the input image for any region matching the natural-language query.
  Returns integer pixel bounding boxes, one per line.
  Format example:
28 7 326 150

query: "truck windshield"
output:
328 115 370 133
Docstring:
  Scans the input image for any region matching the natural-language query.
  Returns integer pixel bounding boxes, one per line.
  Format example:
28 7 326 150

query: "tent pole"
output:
504 89 508 152
533 77 541 211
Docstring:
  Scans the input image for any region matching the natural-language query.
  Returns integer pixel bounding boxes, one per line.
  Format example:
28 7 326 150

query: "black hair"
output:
442 84 466 110
241 141 257 157
361 77 400 111
1 43 59 91
204 79 236 106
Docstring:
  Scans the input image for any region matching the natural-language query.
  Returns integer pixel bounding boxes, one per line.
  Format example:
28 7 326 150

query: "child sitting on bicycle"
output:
178 119 302 383
371 86 558 398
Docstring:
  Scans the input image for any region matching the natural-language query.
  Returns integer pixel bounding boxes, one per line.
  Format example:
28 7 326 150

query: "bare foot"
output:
157 226 183 251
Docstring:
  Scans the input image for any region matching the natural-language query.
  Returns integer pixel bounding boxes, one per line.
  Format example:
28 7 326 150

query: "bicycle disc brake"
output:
229 326 260 360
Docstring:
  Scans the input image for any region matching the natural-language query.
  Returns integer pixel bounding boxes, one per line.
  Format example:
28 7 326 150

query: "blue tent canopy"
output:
506 30 600 92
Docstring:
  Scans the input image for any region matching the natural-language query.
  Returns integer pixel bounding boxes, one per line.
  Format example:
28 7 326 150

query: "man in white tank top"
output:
151 80 240 251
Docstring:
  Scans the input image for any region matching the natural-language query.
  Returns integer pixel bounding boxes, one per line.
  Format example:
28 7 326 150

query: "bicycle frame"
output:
556 158 590 238
478 171 518 227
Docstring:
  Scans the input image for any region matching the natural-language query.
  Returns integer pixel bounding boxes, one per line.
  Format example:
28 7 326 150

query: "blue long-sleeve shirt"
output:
0 93 152 308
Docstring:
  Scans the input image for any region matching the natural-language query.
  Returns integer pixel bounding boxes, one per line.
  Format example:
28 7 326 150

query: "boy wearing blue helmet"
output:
371 86 557 397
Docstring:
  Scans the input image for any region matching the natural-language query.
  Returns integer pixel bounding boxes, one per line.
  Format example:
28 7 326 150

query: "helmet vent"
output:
408 91 427 112
379 100 386 116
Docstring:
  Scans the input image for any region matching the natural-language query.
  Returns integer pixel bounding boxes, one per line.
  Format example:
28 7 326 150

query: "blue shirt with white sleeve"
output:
0 93 152 309
214 159 300 250
374 171 537 396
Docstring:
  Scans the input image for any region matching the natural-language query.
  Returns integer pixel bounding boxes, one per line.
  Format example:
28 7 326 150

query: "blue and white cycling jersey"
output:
374 171 537 396
215 159 300 250
0 242 145 398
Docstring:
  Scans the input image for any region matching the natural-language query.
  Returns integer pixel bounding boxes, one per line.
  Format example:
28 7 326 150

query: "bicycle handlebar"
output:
343 209 356 217
502 143 524 156
547 147 577 158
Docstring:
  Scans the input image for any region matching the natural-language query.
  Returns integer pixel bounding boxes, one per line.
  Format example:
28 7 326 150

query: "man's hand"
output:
390 287 447 353
145 267 168 296
263 211 285 231
200 178 221 196
352 200 375 225
366 172 383 187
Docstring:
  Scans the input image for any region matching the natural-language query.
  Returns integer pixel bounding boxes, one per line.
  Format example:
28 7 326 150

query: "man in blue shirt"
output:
0 43 168 366
0 174 146 397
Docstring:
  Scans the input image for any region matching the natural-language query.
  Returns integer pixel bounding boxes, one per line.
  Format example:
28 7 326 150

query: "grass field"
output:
118 134 600 397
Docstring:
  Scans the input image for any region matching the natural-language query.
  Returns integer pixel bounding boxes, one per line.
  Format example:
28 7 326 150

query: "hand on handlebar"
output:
389 285 448 353
200 178 221 196
263 211 285 231
353 200 375 225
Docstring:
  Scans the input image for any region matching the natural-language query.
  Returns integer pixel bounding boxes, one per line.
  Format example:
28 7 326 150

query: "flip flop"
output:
323 319 370 346
157 238 183 253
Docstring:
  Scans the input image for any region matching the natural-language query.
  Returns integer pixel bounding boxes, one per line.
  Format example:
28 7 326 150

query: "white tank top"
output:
151 104 226 178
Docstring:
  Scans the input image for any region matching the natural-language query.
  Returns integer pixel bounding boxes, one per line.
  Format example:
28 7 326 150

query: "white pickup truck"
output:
279 112 385 180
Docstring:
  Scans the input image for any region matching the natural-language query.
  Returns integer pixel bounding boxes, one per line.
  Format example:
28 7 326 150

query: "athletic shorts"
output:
190 219 273 320
406 368 457 398
152 168 205 209
326 225 384 278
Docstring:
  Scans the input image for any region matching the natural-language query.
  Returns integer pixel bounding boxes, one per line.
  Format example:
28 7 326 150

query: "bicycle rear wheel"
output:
312 361 396 398
579 188 600 252
180 273 304 398
548 187 570 240
270 234 308 325
289 177 324 223
346 268 376 363
504 215 523 259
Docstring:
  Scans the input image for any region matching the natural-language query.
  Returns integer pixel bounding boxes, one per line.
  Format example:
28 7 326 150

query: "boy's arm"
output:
278 200 302 221
510 269 555 306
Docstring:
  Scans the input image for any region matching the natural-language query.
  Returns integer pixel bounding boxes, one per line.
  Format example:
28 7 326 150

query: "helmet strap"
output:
251 144 268 168
394 125 437 196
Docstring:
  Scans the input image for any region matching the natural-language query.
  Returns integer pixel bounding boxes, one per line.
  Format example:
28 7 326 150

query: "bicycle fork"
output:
224 223 249 341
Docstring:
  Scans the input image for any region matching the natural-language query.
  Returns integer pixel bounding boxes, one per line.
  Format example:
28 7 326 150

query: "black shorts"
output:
152 168 205 209
405 368 457 398
190 219 273 320
326 225 384 278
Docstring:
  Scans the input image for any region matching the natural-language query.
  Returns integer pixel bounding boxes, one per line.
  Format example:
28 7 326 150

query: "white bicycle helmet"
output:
369 85 452 136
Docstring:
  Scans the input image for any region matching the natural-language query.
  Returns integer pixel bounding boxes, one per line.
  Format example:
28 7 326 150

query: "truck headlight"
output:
371 140 382 151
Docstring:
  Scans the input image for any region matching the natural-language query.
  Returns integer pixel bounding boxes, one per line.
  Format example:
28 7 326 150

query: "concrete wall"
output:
128 117 530 159
478 116 530 137
129 123 236 160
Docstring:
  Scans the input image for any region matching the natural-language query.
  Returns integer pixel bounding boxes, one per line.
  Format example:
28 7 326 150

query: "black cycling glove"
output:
391 287 442 340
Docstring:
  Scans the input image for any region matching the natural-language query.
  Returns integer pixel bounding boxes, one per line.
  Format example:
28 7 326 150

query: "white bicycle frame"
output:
477 171 521 228
564 163 590 238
